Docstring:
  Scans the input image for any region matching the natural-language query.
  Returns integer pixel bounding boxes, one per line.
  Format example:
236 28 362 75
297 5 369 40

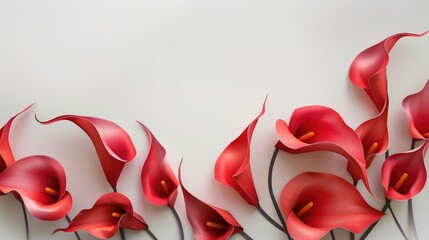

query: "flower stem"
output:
408 139 419 240
268 148 286 229
118 228 126 240
65 215 81 240
240 231 253 240
257 205 289 238
170 207 184 240
349 181 358 240
388 204 408 240
359 199 390 240
147 228 158 240
20 201 29 240
330 230 336 240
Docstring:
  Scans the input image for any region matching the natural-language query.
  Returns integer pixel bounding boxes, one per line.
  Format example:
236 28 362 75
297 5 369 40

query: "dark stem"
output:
385 149 390 159
359 199 390 240
349 181 358 240
268 148 286 228
330 230 336 240
240 231 253 240
257 205 289 236
408 199 419 240
388 204 408 240
146 228 158 240
118 228 126 240
65 215 81 240
170 207 184 240
20 201 29 240
112 186 117 192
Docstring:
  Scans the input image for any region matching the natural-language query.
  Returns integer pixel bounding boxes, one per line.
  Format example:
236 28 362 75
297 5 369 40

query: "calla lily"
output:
138 121 179 207
214 99 266 207
0 155 72 221
36 115 137 189
180 162 243 240
54 192 148 239
275 105 371 188
381 140 429 201
402 80 429 140
280 172 383 240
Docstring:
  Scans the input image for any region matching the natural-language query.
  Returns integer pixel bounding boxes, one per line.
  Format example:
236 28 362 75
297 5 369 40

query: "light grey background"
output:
1 1 429 239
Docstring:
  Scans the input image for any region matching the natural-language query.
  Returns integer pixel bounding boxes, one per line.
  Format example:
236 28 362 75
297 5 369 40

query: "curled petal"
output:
180 162 242 240
402 80 429 140
381 140 429 201
214 98 266 207
138 121 179 207
280 172 383 240
36 115 137 189
54 192 147 239
0 155 72 220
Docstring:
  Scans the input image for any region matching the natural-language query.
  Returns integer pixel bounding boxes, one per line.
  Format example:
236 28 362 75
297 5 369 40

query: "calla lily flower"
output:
381 140 429 201
280 172 383 240
402 80 429 140
275 105 371 189
180 162 243 240
214 99 266 207
36 115 137 189
0 155 72 221
54 192 148 239
138 121 179 207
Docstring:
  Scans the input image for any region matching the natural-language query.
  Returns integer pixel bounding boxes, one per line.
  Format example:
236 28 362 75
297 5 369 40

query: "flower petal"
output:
402 80 429 140
381 140 429 201
138 121 179 207
214 98 266 207
0 155 72 220
36 115 137 189
280 172 383 240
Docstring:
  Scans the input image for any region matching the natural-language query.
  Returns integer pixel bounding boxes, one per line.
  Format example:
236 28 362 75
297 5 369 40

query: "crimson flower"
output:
214 99 265 207
381 140 429 201
0 155 72 221
138 121 179 207
36 115 137 189
402 80 429 140
275 105 371 190
180 163 243 240
54 192 148 239
280 172 383 240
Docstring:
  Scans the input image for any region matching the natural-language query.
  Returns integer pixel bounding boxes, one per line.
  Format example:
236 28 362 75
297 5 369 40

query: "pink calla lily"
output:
36 115 137 189
381 140 429 201
180 162 243 240
402 80 429 140
0 155 72 221
280 172 383 240
214 99 266 207
54 192 147 239
138 121 179 207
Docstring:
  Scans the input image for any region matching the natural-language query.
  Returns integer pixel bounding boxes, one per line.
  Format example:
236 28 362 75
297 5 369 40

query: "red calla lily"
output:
280 172 383 240
0 155 72 221
402 80 429 140
381 140 429 201
180 162 243 240
138 121 179 207
214 99 266 207
275 106 371 189
36 115 137 189
54 192 147 239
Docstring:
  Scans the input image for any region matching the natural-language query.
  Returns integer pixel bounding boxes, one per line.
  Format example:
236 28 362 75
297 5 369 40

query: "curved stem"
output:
408 199 419 240
388 204 408 240
65 215 82 240
146 228 158 240
330 230 336 240
257 205 289 236
170 207 184 240
268 148 286 228
359 199 390 240
20 201 29 240
240 231 253 240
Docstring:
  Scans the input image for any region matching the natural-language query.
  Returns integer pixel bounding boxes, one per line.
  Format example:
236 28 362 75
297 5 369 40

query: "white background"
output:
1 1 429 240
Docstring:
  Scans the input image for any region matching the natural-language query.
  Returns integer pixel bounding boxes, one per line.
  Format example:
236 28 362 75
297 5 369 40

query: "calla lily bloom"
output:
54 192 148 239
138 121 179 207
280 172 383 240
0 155 72 221
381 140 429 201
214 98 266 207
180 162 243 240
402 80 429 140
36 115 137 189
275 105 371 189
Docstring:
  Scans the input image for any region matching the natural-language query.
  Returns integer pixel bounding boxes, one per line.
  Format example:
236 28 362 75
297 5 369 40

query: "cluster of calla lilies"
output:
0 31 428 240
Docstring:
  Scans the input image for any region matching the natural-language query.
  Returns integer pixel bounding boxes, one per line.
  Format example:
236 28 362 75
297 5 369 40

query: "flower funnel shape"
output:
54 192 147 239
402 80 429 140
180 162 243 240
0 155 72 221
214 98 266 207
36 115 137 189
280 172 383 240
138 121 179 207
381 140 429 201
